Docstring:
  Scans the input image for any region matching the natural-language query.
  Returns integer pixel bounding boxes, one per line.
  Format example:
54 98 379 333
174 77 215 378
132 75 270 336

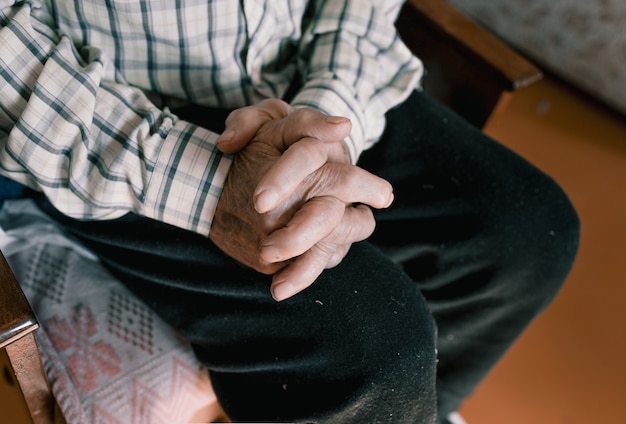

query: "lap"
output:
35 89 579 422
36 197 439 422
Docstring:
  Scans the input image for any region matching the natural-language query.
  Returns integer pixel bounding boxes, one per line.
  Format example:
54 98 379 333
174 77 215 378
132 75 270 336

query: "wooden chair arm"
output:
1 249 58 423
0 249 38 349
402 0 542 90
396 0 543 127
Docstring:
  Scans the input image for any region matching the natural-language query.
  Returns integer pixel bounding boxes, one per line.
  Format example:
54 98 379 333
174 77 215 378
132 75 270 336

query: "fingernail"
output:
271 281 296 301
326 116 350 124
254 189 280 213
217 128 235 144
260 244 282 263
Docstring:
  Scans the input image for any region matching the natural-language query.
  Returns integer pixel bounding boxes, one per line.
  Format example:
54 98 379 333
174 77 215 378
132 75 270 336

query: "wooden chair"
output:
396 0 541 129
0 1 542 422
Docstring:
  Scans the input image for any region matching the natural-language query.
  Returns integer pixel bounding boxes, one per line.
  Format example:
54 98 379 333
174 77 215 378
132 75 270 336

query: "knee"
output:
309 259 439 421
523 172 578 268
490 164 580 304
210 245 440 423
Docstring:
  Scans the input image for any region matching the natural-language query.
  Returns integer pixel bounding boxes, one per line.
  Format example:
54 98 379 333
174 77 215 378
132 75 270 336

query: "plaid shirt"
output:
0 0 421 235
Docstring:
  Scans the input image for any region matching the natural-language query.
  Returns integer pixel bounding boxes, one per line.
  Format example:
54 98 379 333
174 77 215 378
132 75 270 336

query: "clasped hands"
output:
210 99 393 301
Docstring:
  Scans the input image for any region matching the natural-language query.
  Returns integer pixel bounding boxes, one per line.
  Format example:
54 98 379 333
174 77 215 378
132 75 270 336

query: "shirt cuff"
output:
141 119 232 236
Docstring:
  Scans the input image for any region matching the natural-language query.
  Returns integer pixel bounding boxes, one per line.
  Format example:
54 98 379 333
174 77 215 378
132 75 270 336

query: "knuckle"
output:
306 163 344 197
290 138 327 163
314 241 338 262
258 99 292 120
338 205 375 243
327 245 349 269
292 107 319 123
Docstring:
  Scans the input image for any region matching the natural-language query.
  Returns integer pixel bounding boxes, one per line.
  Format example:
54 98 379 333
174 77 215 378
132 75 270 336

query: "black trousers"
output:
38 90 580 423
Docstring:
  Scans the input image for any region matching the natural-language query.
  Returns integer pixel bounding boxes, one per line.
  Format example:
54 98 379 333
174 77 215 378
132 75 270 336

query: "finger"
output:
256 159 394 214
321 204 376 245
306 164 394 209
216 99 293 153
270 242 338 301
280 108 352 150
260 202 375 264
259 196 345 263
325 243 351 269
253 137 329 212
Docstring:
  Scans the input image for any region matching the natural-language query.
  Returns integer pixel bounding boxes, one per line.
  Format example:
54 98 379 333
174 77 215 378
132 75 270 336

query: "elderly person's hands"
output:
210 99 393 301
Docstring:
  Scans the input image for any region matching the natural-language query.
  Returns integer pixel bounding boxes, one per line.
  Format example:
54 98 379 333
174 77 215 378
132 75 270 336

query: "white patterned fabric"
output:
0 199 218 424
448 0 626 116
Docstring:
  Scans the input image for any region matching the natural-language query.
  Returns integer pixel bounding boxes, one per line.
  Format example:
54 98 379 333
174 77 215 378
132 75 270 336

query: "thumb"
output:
215 119 261 154
216 99 293 153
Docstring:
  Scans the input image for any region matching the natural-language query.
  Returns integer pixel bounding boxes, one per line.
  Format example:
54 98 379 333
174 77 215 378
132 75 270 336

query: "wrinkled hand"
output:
210 99 393 301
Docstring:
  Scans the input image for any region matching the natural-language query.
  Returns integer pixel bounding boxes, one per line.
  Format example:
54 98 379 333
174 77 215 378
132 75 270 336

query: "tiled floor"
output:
2 74 625 423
